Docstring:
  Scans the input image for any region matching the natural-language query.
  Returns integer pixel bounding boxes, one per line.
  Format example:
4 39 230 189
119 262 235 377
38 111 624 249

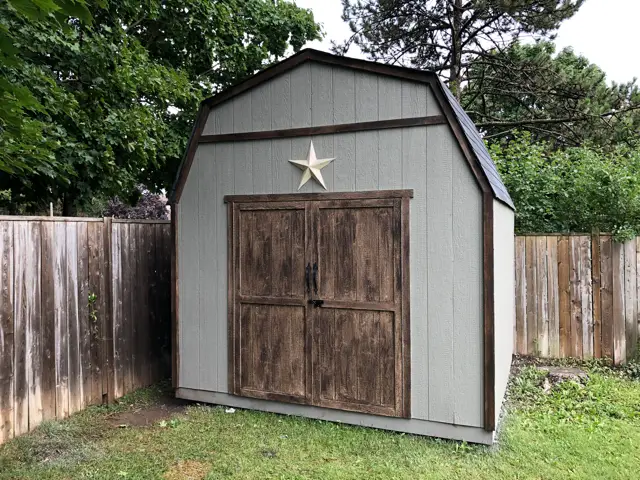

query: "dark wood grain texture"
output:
227 193 410 418
482 193 495 431
199 116 447 143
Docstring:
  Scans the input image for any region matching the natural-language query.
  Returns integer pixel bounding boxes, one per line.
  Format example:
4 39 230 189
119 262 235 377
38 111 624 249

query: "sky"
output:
295 0 640 85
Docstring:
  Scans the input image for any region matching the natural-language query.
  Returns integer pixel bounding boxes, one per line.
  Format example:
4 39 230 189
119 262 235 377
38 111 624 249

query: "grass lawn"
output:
1 357 639 479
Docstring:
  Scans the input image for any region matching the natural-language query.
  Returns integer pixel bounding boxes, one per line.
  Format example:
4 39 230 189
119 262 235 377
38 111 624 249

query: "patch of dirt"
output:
107 396 190 428
163 460 211 480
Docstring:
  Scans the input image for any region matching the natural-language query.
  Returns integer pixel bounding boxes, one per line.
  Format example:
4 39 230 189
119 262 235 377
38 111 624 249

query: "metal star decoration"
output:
289 140 335 190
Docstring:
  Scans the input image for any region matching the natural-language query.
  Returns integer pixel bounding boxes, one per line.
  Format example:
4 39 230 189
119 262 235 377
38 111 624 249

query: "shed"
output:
170 49 515 444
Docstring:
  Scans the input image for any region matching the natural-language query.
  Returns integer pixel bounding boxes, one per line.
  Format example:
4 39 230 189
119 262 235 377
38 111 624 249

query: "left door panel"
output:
229 202 310 404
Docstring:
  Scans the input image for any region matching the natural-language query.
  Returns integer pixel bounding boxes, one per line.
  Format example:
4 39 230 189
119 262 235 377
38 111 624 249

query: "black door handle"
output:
305 263 311 295
312 262 319 296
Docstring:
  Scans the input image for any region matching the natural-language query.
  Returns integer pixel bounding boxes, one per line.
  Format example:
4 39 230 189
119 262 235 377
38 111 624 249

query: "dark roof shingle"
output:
439 81 514 209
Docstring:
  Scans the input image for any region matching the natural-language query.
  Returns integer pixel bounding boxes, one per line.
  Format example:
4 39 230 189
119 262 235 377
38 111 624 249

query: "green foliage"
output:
490 133 640 239
1 1 321 214
463 41 640 148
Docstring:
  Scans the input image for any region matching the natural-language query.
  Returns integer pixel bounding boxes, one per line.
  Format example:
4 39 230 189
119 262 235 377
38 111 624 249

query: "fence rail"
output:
515 233 639 363
0 217 171 445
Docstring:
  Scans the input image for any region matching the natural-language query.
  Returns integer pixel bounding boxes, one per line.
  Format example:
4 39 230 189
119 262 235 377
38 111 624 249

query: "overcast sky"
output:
295 0 639 85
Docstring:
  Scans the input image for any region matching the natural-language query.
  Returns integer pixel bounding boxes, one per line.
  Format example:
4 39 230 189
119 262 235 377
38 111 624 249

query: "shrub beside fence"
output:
515 233 639 364
0 217 171 445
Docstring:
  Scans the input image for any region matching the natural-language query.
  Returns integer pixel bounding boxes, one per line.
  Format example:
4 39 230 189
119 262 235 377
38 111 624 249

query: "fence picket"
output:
0 217 171 446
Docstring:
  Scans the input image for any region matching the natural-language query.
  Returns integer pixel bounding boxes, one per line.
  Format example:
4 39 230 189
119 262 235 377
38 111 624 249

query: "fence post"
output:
102 217 115 404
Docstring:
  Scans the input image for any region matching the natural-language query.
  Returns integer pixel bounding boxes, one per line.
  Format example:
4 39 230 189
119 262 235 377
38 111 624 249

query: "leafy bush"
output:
103 187 168 220
490 133 640 240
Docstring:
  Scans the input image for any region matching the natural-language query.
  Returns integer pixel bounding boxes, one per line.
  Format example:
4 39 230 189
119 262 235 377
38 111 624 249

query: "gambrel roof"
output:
170 49 514 210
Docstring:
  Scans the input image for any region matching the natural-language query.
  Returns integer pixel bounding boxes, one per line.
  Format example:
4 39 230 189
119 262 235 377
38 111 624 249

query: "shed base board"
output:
176 388 495 445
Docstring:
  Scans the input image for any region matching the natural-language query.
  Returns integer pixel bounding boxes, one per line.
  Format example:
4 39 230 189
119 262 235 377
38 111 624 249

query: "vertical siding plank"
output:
547 237 560 358
66 222 81 413
569 236 582 358
591 231 602 358
272 139 293 194
525 236 538 355
355 131 379 190
13 221 28 436
40 222 56 420
0 222 14 443
214 102 234 135
77 222 91 408
402 77 428 419
216 143 233 390
54 222 69 418
427 124 454 424
515 236 526 354
199 144 218 391
378 76 402 121
580 236 593 359
271 72 292 130
271 73 294 194
311 63 333 127
600 236 614 358
233 143 253 194
332 68 356 192
291 62 312 128
232 92 251 133
612 241 626 364
355 72 379 122
557 236 571 357
251 83 271 131
378 76 402 190
453 144 483 428
311 63 334 192
26 222 42 431
536 237 549 357
624 239 637 359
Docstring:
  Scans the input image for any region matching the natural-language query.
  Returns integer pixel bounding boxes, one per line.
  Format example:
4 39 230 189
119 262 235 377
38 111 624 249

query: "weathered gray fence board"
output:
516 234 639 363
0 217 171 446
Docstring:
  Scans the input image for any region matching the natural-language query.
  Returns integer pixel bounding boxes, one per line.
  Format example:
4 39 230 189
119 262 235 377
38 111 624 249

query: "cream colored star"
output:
289 140 335 190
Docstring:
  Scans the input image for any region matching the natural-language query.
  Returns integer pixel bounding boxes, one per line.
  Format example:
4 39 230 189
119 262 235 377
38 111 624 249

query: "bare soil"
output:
107 395 190 428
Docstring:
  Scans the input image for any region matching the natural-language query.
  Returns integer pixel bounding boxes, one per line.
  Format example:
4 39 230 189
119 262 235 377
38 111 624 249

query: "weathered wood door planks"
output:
227 194 410 417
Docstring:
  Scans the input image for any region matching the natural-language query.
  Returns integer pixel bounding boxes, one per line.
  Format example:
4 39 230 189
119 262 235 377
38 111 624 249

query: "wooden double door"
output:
226 192 410 417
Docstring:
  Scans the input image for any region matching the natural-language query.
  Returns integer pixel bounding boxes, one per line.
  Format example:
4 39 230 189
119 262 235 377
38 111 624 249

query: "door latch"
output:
308 299 324 308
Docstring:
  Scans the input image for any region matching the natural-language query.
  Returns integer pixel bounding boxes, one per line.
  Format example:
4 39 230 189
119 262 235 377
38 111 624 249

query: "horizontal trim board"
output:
176 388 495 445
112 219 171 224
224 190 414 204
238 295 306 307
199 116 447 143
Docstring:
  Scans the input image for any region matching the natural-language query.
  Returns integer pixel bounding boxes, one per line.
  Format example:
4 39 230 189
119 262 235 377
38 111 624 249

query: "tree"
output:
462 41 640 148
1 1 321 214
490 132 640 239
337 0 583 98
0 0 92 177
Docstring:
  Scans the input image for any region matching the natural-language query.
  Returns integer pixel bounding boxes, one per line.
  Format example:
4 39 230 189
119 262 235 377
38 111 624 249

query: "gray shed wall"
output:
493 199 515 420
178 62 485 429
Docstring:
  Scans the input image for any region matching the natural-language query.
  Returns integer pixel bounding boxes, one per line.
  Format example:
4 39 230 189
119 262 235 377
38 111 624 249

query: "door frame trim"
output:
226 190 411 417
224 189 413 204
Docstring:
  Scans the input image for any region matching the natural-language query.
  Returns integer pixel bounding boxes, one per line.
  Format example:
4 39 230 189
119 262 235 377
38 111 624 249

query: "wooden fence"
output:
0 217 171 445
515 234 639 364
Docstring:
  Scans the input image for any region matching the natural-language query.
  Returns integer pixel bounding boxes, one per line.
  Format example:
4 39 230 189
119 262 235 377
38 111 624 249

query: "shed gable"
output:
201 62 443 136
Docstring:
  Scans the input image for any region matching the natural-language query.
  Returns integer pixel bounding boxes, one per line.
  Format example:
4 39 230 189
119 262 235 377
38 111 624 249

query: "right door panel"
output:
311 199 408 417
